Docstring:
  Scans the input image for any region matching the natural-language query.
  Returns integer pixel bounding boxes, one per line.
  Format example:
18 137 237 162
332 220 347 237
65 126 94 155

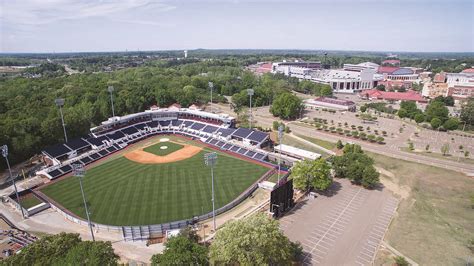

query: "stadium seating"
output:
42 114 270 180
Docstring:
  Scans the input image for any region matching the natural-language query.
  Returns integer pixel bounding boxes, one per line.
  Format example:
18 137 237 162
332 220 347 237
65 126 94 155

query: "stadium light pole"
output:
1 145 25 219
277 125 284 183
72 163 95 241
208 82 213 113
107 85 115 117
247 89 254 129
54 98 68 143
204 152 217 231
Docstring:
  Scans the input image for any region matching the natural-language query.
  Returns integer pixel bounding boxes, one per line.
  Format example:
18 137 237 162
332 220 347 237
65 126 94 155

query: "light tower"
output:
184 50 188 58
72 163 95 241
107 85 115 117
1 145 25 219
208 82 214 113
204 152 218 231
277 125 284 183
247 88 254 129
54 98 68 143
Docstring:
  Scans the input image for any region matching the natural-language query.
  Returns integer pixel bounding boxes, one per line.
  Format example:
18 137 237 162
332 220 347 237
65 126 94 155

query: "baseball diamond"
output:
40 136 271 226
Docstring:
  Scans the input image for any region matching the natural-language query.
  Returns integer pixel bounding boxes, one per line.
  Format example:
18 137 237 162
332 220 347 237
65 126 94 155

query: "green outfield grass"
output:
41 140 270 226
143 141 184 156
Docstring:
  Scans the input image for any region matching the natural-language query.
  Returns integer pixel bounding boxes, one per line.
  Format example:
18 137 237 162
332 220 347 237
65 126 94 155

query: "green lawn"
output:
20 195 42 209
41 145 269 226
295 134 336 150
143 141 183 156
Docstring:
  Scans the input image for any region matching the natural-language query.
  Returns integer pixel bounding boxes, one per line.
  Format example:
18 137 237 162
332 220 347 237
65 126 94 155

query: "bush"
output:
336 140 344 149
430 117 442 129
367 134 376 142
443 117 460 130
414 113 425 123
376 136 384 143
394 256 409 266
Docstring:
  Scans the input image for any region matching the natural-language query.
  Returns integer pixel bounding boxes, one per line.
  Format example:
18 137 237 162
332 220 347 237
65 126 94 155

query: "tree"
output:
331 145 379 188
376 84 386 91
425 100 449 122
58 241 118 265
290 158 332 191
397 108 408 118
360 105 368 113
0 233 118 265
441 143 450 156
272 121 280 130
430 117 442 129
270 93 303 120
151 235 208 265
209 213 298 265
336 140 344 149
320 86 333 97
443 117 460 130
425 144 430 152
460 97 474 126
414 113 425 124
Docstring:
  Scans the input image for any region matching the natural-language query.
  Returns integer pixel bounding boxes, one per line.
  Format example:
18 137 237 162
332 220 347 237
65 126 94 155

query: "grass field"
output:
41 136 270 226
20 195 42 209
370 152 474 265
143 142 183 156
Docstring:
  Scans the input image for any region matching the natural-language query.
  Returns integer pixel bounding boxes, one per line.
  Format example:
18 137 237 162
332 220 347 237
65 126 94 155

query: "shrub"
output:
376 136 384 144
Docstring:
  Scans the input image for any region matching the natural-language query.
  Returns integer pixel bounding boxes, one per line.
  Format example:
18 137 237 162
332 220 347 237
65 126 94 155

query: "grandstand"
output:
38 105 271 180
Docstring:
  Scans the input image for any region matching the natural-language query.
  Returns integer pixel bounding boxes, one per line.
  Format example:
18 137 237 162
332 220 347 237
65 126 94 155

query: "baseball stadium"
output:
32 105 279 239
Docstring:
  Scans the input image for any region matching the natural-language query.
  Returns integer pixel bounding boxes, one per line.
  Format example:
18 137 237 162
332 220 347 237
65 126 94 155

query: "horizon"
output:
1 0 473 53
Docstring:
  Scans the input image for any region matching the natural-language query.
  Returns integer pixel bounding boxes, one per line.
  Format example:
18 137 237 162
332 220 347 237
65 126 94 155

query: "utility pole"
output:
208 82 213 113
204 152 217 231
54 98 68 143
107 85 115 117
1 145 25 219
72 163 95 241
247 89 254 129
277 125 284 183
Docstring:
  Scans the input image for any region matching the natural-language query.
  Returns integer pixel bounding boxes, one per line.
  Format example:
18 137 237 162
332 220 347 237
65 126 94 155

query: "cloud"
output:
0 0 176 27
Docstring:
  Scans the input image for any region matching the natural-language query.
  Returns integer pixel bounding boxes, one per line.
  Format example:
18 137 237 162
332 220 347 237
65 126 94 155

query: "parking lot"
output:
280 178 398 265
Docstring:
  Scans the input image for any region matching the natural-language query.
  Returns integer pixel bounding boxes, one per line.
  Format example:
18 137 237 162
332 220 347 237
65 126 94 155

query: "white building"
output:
310 68 382 93
343 62 379 71
446 72 474 87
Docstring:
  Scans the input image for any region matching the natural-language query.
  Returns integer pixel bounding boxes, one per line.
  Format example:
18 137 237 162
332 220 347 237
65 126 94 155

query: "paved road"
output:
281 179 398 265
253 108 474 175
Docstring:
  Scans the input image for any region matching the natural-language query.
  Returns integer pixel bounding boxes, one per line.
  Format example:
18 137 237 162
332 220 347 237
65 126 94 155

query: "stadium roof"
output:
43 143 71 158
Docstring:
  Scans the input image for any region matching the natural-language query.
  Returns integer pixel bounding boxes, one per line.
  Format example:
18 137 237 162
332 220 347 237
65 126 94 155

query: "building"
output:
304 97 356 111
377 66 420 82
271 61 321 79
361 89 427 103
342 62 379 72
269 144 321 166
447 85 474 104
378 80 414 90
422 82 449 98
310 68 381 93
446 71 474 87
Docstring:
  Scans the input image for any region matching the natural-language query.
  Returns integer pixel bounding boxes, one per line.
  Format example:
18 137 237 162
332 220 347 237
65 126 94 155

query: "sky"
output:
1 0 473 53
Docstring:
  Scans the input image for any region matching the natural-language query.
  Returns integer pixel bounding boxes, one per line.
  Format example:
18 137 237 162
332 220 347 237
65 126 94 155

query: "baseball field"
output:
40 136 270 226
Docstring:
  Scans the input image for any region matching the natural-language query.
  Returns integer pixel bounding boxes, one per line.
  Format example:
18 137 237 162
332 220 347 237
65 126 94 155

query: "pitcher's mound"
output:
160 146 168 150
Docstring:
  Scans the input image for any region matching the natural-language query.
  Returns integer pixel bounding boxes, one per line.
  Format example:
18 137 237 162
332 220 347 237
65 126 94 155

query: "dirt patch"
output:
124 143 203 164
376 166 410 199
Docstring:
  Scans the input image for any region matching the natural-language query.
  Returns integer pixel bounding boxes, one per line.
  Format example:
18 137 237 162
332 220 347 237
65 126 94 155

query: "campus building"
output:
271 61 321 79
360 89 427 103
310 68 382 93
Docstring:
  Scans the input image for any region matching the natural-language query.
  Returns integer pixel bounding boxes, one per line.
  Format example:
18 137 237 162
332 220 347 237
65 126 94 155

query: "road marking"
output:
303 188 364 263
